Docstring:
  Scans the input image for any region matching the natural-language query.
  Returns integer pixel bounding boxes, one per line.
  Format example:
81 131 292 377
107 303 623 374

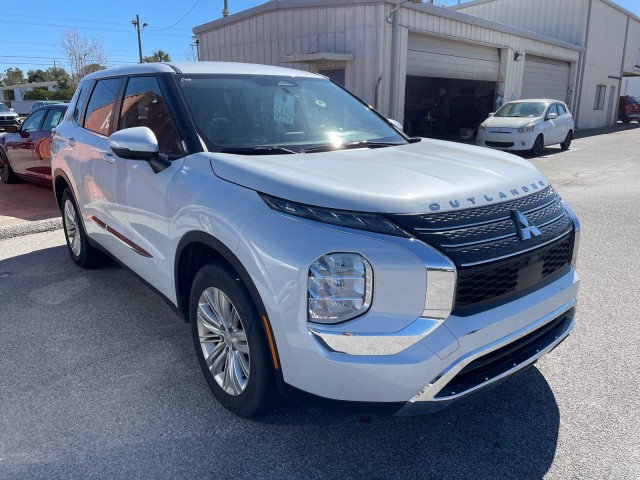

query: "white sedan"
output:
477 99 574 156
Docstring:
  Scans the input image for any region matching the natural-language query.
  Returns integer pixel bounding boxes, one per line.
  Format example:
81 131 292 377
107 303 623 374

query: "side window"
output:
558 104 568 115
119 76 184 156
72 82 92 124
42 109 64 132
547 104 559 117
22 109 47 132
84 78 122 136
594 85 606 110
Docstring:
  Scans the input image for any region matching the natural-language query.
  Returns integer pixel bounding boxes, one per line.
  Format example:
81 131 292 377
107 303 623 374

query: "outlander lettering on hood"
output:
429 179 547 211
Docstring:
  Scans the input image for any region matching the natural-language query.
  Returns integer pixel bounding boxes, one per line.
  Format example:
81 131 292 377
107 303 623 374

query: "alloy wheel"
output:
64 199 82 257
197 287 250 396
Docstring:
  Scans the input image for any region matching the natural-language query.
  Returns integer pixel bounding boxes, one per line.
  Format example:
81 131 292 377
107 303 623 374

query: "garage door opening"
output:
403 76 495 139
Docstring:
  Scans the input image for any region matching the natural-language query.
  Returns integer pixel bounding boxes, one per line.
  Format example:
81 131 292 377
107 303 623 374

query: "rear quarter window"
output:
70 81 93 125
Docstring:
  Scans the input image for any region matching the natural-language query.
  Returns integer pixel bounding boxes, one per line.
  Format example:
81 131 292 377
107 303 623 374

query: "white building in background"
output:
0 81 58 115
453 0 640 128
193 0 640 133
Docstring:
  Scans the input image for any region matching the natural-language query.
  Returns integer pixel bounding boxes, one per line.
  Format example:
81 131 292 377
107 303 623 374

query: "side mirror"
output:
4 125 18 133
488 112 495 117
9 108 15 112
546 112 559 120
109 126 170 173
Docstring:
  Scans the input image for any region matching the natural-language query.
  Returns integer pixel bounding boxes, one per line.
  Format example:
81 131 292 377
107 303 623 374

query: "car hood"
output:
209 139 549 214
482 116 540 129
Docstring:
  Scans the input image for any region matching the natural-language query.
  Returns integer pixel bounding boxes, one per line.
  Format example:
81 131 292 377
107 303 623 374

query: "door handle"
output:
68 137 76 147
102 151 116 164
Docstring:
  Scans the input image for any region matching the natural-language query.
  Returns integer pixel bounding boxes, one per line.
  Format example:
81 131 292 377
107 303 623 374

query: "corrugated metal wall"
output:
198 4 387 109
454 0 589 46
576 0 628 128
623 17 640 75
196 2 580 122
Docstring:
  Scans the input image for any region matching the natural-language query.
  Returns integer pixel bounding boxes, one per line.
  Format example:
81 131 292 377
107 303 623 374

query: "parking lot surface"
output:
0 126 639 479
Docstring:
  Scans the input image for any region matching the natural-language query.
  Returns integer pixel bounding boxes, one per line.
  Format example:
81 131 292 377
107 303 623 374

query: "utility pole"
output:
131 14 148 63
222 0 229 17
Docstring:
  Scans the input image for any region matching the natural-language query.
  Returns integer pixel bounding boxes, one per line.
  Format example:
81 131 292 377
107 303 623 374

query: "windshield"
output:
494 102 546 118
176 74 406 153
627 96 640 105
0 104 10 113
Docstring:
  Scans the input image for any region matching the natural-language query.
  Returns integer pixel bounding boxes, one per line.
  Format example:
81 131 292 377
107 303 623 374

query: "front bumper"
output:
477 130 536 151
239 208 580 413
0 117 20 129
398 302 574 414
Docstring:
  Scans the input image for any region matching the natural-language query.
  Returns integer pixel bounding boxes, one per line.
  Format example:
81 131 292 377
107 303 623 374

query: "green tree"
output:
46 67 73 89
143 50 171 63
27 69 51 83
80 64 106 77
1 68 27 86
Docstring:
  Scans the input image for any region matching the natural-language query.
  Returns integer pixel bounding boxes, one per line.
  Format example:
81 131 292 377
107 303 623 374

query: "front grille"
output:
389 186 574 311
485 141 514 147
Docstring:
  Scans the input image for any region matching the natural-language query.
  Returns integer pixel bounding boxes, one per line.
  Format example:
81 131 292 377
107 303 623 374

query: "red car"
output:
618 95 640 123
0 103 68 185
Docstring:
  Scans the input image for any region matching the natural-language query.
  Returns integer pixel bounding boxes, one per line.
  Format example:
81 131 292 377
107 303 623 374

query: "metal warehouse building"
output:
193 0 640 133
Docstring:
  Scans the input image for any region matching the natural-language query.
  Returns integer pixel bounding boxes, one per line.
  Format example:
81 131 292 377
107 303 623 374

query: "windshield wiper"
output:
216 146 299 155
304 140 404 153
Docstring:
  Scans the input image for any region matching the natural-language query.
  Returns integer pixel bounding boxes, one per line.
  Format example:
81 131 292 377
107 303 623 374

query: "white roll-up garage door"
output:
521 55 570 101
407 34 500 81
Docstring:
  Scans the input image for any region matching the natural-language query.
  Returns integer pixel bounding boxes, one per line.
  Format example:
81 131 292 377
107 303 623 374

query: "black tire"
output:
622 118 632 124
190 261 278 417
560 130 573 151
0 148 16 184
531 135 544 156
60 188 101 268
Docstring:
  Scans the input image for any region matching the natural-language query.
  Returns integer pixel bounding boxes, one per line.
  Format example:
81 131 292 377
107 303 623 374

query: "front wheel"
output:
560 130 573 150
0 148 16 184
530 135 544 156
190 261 278 417
621 116 632 124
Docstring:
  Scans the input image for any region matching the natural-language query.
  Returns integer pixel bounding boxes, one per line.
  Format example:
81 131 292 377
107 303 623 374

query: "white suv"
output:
52 62 580 417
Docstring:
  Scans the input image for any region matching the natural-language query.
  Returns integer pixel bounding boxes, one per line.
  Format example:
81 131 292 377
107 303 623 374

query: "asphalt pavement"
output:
0 125 639 479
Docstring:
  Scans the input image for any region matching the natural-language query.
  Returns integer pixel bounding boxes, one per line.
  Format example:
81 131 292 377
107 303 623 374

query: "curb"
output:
0 217 63 240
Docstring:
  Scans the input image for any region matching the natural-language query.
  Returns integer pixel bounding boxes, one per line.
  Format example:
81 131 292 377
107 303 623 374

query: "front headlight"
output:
308 253 373 324
260 193 409 237
478 123 486 132
518 123 536 133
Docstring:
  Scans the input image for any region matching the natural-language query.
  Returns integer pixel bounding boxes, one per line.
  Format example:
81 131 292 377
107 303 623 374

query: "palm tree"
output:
143 50 171 63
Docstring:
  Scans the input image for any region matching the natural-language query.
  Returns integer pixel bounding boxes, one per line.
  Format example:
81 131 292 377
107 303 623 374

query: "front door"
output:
4 108 47 176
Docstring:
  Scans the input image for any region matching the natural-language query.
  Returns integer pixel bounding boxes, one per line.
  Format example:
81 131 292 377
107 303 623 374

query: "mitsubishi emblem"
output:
511 210 541 241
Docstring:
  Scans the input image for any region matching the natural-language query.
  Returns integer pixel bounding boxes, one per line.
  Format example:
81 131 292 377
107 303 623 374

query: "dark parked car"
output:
618 95 640 123
30 100 64 113
0 103 68 185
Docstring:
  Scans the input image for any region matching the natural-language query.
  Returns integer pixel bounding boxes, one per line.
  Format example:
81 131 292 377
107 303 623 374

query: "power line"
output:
5 20 191 37
3 12 193 33
148 0 201 32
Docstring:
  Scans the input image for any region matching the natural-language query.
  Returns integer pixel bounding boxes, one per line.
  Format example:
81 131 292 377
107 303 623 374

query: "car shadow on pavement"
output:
1 245 560 480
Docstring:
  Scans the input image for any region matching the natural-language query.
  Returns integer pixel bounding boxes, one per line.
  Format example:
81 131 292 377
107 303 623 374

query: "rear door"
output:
32 107 66 181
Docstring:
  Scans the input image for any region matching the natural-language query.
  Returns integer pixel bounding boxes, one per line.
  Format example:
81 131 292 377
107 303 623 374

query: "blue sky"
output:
2 0 639 75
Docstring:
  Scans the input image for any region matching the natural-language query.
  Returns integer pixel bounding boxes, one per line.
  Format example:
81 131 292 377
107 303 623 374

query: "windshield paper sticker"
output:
274 94 294 125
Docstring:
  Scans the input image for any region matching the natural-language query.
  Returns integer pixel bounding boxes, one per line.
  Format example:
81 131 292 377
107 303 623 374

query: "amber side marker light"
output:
261 315 279 370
